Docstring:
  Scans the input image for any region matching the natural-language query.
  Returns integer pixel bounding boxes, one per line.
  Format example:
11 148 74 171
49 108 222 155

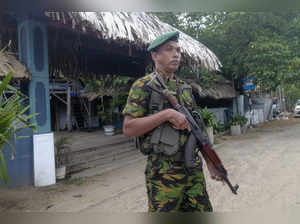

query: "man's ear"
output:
151 51 157 61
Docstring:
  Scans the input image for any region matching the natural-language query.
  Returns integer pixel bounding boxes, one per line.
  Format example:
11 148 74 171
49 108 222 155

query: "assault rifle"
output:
146 75 239 195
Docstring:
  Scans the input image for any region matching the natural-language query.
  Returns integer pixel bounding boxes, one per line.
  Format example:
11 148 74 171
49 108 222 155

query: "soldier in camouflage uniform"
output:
123 31 220 212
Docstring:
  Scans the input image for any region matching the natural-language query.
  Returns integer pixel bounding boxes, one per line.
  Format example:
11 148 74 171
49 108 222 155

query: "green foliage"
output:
54 136 72 168
178 67 216 89
213 121 228 134
200 107 217 127
83 75 132 97
285 83 300 110
113 94 128 113
62 177 85 186
97 98 115 125
151 12 182 29
83 74 132 126
245 36 292 91
0 72 37 184
156 12 300 92
199 108 228 134
97 94 128 126
229 114 248 126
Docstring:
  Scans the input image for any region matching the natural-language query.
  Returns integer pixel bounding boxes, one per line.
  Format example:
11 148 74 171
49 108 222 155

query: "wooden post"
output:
0 33 2 49
282 85 286 113
55 106 60 131
279 85 281 112
67 86 72 131
88 100 92 130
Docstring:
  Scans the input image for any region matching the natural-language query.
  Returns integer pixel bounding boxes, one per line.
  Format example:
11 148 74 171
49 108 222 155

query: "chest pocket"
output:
136 84 181 156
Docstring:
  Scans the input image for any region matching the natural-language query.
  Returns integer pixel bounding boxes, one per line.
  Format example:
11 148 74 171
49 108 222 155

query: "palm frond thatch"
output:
190 82 237 100
0 51 31 79
45 12 221 72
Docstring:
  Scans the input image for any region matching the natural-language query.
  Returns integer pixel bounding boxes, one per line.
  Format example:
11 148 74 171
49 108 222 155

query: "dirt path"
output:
1 119 300 212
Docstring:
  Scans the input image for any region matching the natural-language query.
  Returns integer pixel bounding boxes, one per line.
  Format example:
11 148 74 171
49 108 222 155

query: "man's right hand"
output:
167 109 191 131
123 108 190 137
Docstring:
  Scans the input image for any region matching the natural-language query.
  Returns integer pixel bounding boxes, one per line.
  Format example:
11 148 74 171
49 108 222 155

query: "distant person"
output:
272 103 279 118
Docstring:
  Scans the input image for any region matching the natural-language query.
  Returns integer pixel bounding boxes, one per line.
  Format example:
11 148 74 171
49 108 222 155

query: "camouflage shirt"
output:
122 71 197 146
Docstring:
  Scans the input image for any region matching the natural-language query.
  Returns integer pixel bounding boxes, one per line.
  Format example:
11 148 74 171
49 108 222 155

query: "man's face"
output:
151 41 181 73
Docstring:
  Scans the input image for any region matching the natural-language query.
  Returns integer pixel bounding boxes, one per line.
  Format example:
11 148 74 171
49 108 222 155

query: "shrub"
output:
54 136 72 168
229 114 248 126
200 107 217 128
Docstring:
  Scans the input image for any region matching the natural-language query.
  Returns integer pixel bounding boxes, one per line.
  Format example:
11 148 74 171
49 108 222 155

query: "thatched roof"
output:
192 83 236 100
184 77 237 100
45 12 221 72
0 50 31 79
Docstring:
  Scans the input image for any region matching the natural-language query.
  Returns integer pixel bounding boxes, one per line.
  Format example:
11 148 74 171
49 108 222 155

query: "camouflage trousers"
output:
145 154 213 212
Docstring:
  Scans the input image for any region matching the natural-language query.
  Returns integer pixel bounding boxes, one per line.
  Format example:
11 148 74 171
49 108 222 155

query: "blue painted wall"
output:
18 19 51 133
0 129 34 187
0 17 51 187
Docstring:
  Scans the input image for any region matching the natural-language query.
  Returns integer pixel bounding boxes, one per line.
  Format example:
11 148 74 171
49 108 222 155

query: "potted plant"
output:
83 75 133 134
112 94 128 129
200 107 217 145
54 136 71 180
229 114 248 136
98 97 116 135
240 115 249 134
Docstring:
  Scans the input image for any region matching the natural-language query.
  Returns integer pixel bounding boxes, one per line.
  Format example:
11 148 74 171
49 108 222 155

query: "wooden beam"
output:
67 86 72 131
50 92 67 105
55 106 60 131
88 100 92 130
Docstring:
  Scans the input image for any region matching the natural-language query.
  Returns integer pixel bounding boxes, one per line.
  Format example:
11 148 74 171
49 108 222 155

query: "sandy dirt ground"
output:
1 118 300 212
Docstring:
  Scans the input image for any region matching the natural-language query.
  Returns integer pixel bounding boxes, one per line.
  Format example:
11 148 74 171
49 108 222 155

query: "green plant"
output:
83 75 131 127
213 121 227 134
200 107 217 127
114 94 128 113
97 93 128 126
97 97 114 126
178 66 216 89
0 72 37 184
229 114 248 126
62 177 85 186
83 75 133 98
54 136 72 168
113 94 128 121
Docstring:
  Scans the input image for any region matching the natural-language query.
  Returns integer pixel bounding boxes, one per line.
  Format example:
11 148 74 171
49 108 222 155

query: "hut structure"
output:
187 76 236 106
45 12 223 131
0 49 31 79
0 11 232 187
183 75 237 125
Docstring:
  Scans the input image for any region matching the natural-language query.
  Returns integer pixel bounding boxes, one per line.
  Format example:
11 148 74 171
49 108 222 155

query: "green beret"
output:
147 31 180 52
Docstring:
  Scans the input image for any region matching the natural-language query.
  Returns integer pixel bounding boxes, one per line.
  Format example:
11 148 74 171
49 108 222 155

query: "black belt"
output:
149 151 203 171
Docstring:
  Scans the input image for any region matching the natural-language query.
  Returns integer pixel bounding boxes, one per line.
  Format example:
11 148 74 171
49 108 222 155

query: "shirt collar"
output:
154 70 177 84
